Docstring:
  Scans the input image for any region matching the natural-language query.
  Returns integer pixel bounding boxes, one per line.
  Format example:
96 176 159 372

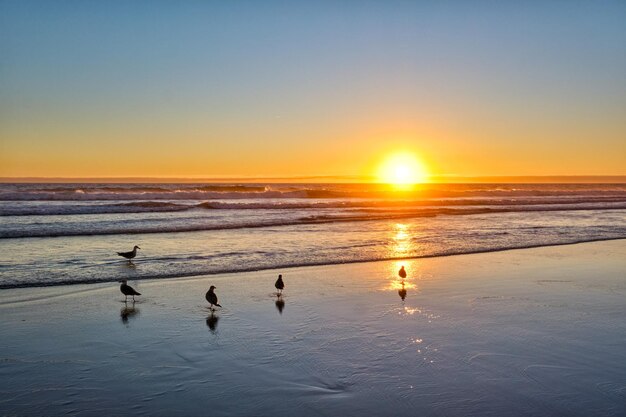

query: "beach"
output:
3 0 625 415
1 240 625 416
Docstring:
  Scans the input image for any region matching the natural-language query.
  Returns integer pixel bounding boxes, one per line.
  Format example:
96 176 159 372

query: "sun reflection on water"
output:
384 222 442 365
391 223 411 256
382 221 423 301
398 305 440 321
402 306 422 315
385 280 417 291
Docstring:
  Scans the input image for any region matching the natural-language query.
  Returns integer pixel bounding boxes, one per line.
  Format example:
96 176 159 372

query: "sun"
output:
377 152 428 186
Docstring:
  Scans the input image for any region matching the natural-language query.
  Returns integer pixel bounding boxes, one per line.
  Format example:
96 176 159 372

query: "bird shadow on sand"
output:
120 301 140 325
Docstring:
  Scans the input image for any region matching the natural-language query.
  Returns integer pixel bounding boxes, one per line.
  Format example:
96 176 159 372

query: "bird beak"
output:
137 246 141 249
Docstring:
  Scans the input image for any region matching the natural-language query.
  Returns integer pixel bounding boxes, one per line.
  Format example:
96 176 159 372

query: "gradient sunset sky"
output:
1 1 625 179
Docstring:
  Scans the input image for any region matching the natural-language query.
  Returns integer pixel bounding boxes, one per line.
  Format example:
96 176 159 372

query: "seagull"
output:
275 274 284 295
398 265 407 279
117 245 140 263
205 285 222 311
119 279 141 301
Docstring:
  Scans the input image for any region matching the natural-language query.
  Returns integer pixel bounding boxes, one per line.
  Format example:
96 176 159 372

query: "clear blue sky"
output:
1 1 625 178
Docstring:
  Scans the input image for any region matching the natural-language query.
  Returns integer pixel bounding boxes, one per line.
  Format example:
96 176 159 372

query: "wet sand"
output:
1 240 625 416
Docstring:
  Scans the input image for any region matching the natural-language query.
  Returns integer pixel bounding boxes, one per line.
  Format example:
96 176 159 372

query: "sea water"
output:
1 182 625 288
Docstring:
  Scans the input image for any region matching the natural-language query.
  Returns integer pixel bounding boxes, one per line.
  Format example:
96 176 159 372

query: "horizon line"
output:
2 175 626 184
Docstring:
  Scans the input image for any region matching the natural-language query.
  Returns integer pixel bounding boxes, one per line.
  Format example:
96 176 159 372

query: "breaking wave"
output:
2 183 626 202
2 196 626 216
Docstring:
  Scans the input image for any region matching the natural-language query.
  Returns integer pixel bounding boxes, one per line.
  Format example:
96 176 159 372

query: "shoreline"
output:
2 236 625 291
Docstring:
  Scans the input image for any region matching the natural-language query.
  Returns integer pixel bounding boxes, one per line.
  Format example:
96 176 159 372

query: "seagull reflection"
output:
206 312 219 332
275 297 285 314
398 281 407 301
120 300 139 324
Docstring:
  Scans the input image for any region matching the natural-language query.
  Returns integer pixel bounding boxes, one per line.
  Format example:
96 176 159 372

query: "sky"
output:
1 1 625 179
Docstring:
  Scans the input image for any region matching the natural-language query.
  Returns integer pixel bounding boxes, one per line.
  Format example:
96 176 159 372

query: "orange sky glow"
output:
1 2 625 181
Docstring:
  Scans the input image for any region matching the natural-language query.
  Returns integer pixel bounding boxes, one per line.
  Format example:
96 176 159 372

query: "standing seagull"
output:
119 279 141 301
398 265 407 279
275 274 285 295
205 285 222 311
117 245 141 263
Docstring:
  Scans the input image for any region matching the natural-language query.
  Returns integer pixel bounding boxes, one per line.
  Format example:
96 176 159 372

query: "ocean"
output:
1 182 625 288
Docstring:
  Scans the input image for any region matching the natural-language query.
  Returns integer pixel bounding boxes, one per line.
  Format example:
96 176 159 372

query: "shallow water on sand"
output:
1 241 625 416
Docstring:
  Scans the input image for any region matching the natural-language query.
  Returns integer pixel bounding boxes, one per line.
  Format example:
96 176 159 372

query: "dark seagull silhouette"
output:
119 279 141 301
117 245 140 263
398 265 407 279
206 285 222 311
275 274 285 295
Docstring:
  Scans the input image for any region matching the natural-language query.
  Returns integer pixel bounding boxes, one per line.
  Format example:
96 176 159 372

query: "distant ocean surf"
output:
1 182 625 288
